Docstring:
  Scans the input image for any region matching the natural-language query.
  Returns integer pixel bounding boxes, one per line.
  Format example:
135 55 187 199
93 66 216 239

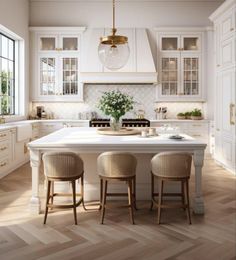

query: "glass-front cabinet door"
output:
62 57 79 95
38 35 79 52
182 36 200 51
39 56 57 95
161 56 180 96
182 56 200 96
160 36 180 51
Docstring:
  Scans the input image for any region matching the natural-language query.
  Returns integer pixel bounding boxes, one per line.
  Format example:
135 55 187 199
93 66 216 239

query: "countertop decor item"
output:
98 0 130 70
97 90 134 131
97 127 139 136
177 113 186 120
191 108 203 120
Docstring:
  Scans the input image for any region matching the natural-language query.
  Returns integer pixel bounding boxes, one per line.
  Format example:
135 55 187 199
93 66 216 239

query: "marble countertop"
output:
0 118 210 131
28 127 207 150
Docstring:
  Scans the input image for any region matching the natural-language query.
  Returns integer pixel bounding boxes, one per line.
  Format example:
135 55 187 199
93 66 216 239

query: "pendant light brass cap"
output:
100 35 128 45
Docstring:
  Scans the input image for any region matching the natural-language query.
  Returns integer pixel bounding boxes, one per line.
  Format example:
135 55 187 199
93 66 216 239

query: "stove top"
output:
89 118 150 127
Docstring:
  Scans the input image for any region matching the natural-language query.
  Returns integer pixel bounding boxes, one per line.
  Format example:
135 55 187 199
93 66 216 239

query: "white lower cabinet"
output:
151 121 210 154
0 130 13 176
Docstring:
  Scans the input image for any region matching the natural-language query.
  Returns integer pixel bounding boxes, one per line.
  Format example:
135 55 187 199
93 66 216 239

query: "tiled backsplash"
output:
31 84 206 119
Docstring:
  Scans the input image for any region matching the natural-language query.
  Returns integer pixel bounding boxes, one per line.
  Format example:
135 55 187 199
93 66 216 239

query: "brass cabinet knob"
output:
230 28 234 31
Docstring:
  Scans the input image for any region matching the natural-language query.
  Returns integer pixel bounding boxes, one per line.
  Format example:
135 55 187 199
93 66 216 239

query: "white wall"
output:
0 0 29 117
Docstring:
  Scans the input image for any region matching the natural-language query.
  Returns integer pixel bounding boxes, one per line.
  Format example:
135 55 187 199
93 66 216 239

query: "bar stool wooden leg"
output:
150 173 154 211
51 181 54 204
181 180 185 211
157 179 163 224
133 176 137 210
99 178 103 210
128 180 135 224
71 180 77 225
185 179 192 224
80 174 87 211
44 180 51 225
100 179 107 224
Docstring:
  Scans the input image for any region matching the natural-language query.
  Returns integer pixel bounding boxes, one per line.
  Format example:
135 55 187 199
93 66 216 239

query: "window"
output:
0 33 15 115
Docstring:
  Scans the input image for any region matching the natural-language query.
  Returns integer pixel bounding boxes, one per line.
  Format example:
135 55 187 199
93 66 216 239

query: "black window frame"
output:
0 32 15 115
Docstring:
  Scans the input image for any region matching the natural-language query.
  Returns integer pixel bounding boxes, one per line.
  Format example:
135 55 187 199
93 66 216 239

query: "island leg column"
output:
193 149 205 214
29 149 41 214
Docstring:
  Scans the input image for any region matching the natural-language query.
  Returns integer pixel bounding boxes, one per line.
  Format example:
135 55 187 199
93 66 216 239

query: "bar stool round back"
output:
97 151 137 224
150 152 192 224
42 152 85 225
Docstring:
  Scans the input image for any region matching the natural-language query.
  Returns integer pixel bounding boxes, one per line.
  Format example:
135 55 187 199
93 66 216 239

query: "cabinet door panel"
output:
160 55 180 97
181 55 201 97
221 37 235 67
221 9 235 40
221 70 235 137
39 56 57 96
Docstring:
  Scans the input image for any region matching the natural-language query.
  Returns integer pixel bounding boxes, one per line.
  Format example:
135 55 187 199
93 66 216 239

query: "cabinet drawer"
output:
0 140 10 158
40 123 62 132
0 131 10 141
0 156 10 170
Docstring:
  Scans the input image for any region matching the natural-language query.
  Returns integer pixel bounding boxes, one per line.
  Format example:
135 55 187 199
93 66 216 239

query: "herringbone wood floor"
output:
0 158 235 260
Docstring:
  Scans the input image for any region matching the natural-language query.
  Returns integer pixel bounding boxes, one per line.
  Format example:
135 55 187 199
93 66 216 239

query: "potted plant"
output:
98 90 134 131
185 111 192 120
191 108 203 120
177 112 186 120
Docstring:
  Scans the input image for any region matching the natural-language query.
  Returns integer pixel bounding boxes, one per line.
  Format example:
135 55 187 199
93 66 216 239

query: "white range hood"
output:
80 28 157 84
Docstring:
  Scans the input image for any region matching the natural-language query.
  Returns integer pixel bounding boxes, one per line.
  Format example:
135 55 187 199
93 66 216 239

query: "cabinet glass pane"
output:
183 37 199 51
162 38 178 51
161 57 178 95
63 38 78 51
183 58 199 95
62 58 78 95
40 58 56 95
40 38 56 51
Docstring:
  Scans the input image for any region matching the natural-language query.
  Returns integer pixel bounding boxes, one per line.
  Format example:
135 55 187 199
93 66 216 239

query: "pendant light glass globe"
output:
98 42 130 71
98 0 130 70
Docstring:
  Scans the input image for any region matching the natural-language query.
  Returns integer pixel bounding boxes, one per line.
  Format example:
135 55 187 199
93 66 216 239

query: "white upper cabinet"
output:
155 28 206 101
30 27 86 102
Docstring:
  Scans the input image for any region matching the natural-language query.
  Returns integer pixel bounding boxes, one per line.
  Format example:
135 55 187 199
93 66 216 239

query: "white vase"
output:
110 117 122 131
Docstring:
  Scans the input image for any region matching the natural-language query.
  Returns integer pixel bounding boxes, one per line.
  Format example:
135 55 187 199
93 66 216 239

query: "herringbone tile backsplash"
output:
31 84 205 119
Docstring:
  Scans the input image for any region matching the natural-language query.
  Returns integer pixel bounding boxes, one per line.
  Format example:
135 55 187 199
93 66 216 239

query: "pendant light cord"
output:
112 0 116 35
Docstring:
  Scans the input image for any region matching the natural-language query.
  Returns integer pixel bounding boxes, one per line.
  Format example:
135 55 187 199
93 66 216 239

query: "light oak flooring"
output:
0 158 235 260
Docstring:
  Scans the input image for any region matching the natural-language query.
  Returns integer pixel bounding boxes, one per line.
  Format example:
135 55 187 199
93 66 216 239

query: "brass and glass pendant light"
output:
98 0 130 70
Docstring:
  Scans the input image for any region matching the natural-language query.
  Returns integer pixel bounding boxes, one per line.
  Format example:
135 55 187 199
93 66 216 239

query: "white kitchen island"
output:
28 127 207 215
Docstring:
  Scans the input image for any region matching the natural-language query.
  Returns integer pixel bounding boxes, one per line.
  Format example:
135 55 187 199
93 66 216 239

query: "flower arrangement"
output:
98 90 134 130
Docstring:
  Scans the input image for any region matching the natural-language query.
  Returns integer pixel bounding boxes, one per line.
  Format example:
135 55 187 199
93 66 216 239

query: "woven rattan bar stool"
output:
42 152 86 225
97 152 137 224
150 152 192 224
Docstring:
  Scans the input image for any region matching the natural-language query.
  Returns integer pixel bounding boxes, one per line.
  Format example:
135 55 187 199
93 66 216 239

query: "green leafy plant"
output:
177 112 185 117
185 111 192 117
191 108 202 117
97 90 134 121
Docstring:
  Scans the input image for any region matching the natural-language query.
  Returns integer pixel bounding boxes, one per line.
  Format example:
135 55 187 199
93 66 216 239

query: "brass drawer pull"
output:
192 124 202 127
0 134 7 138
0 147 7 151
230 103 235 125
192 134 201 137
230 28 234 31
0 162 7 167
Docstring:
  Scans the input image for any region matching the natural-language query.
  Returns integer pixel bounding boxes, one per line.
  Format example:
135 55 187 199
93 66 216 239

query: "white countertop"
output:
28 127 207 151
